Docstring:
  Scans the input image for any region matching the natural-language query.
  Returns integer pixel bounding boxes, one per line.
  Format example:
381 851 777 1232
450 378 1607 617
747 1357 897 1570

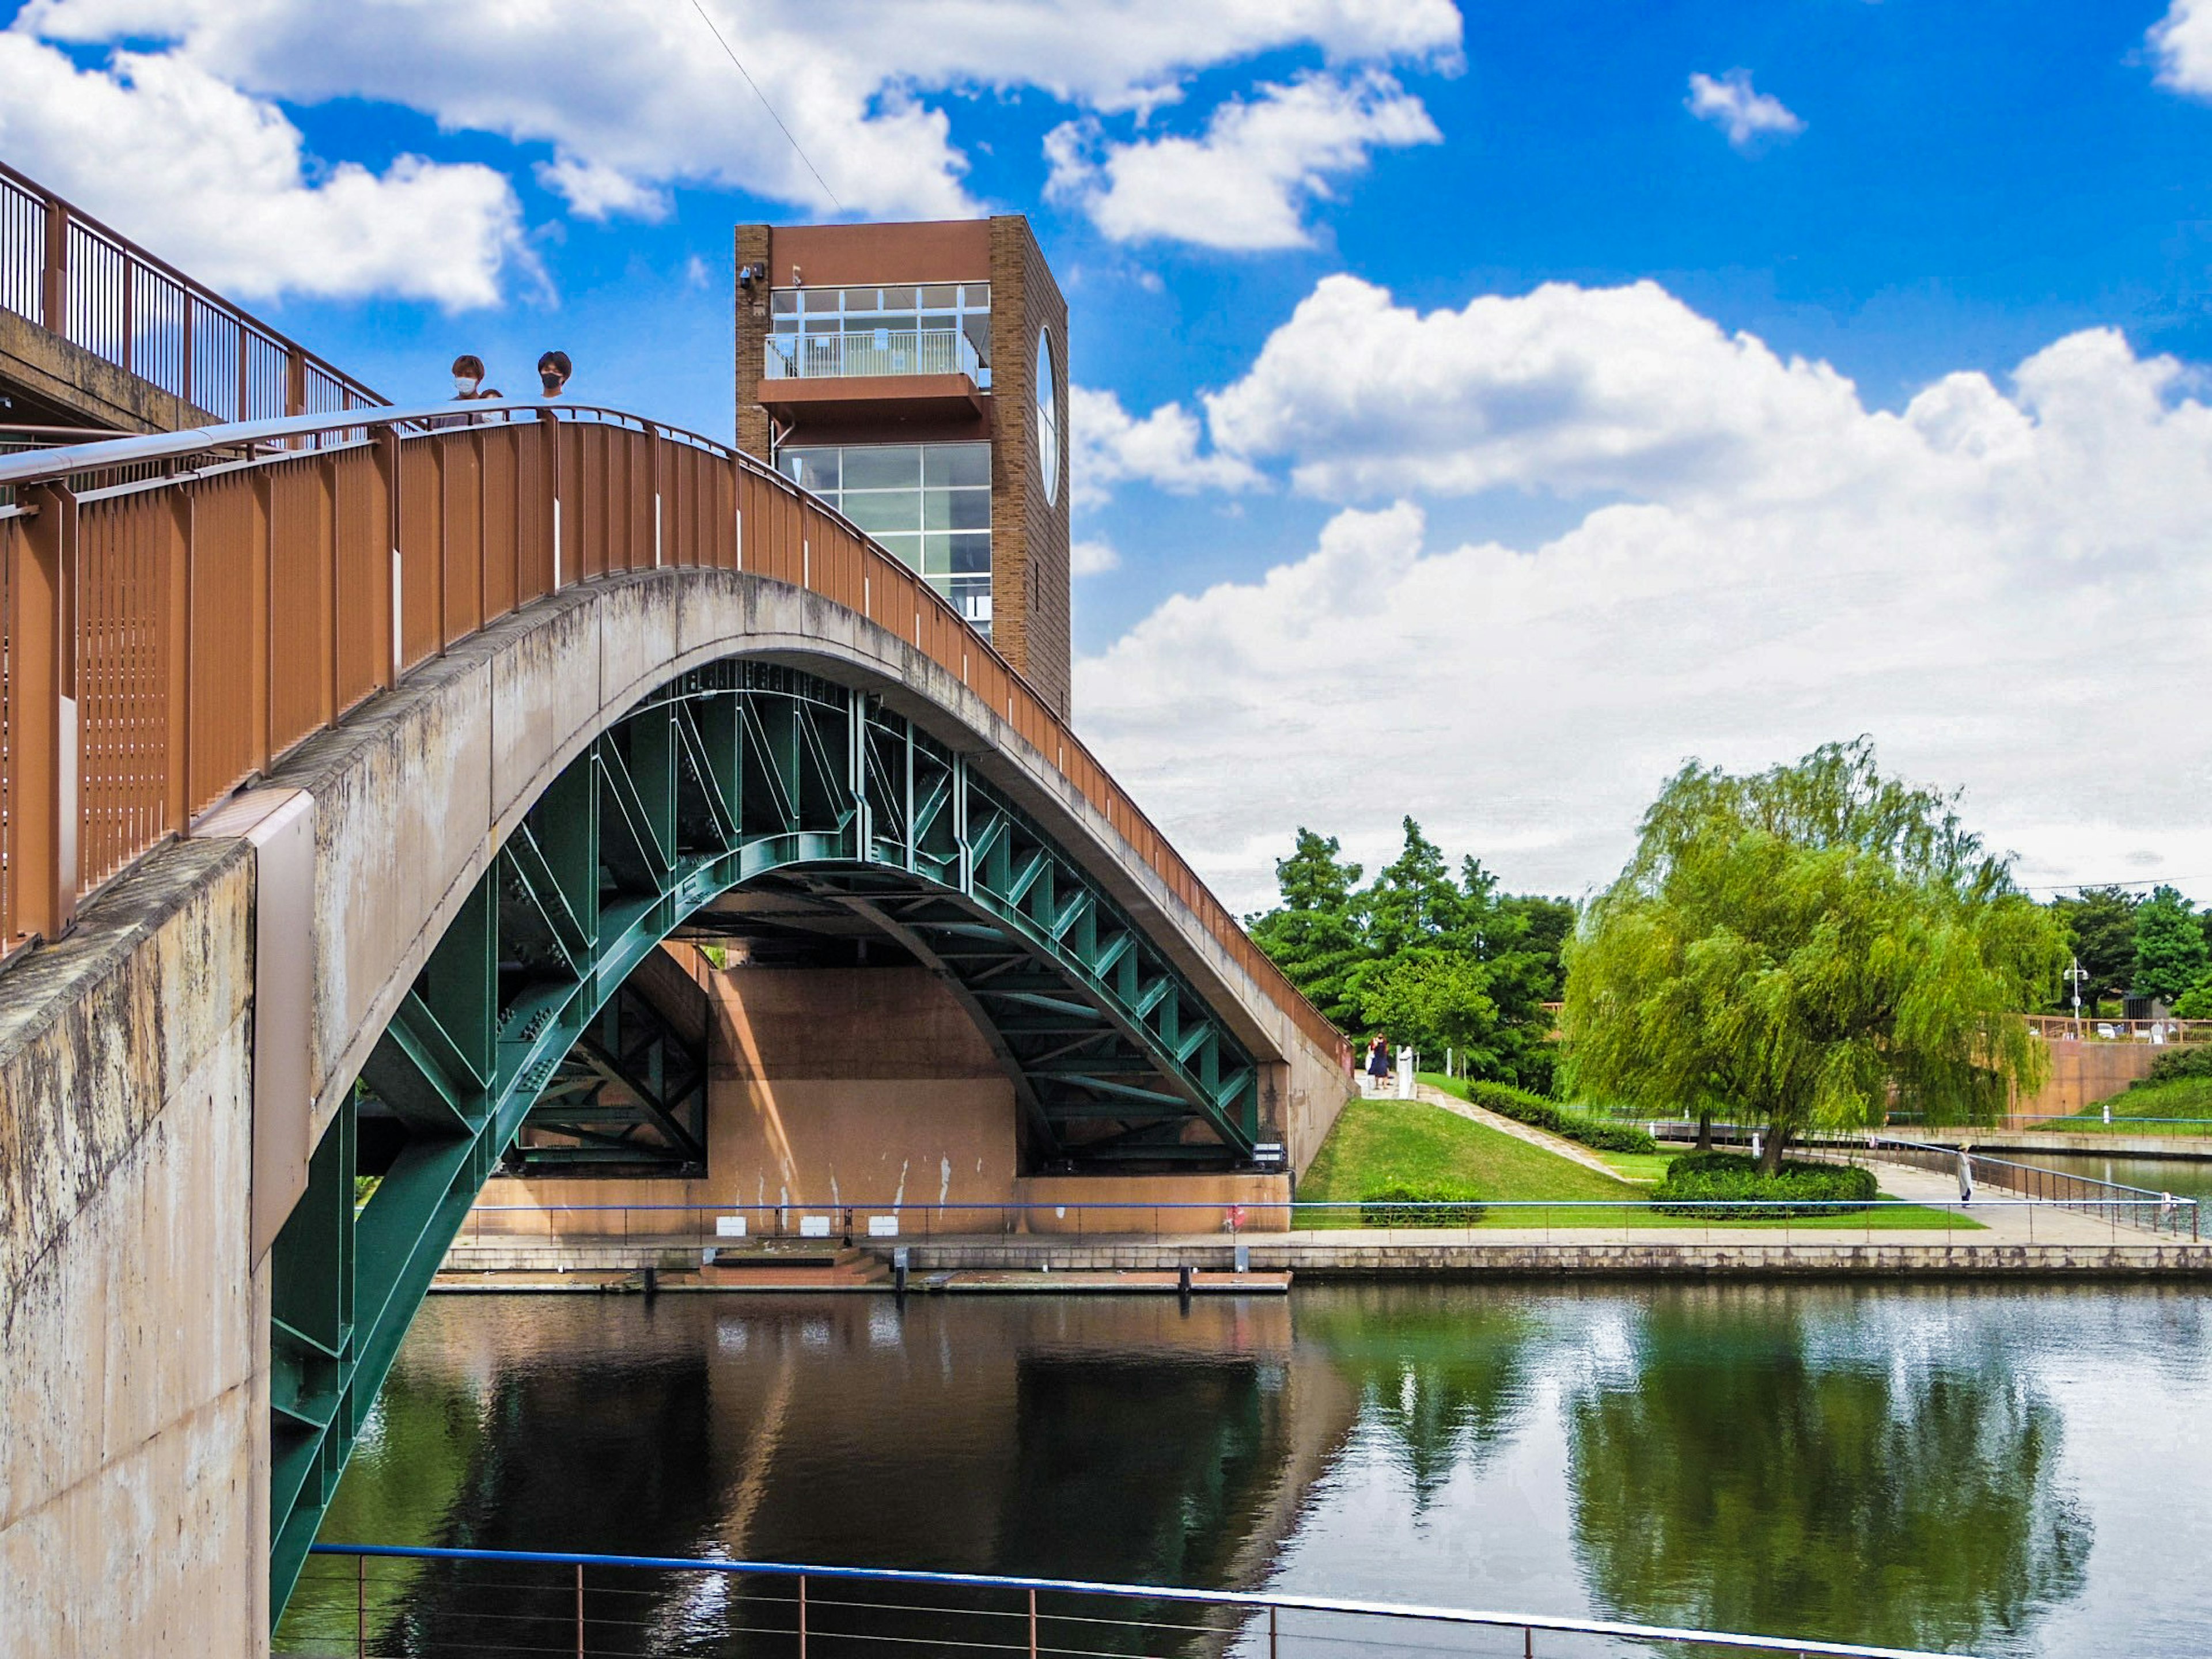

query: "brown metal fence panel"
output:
76 490 172 892
331 446 386 717
480 427 518 623
266 455 336 762
397 443 441 672
184 472 263 815
441 433 483 647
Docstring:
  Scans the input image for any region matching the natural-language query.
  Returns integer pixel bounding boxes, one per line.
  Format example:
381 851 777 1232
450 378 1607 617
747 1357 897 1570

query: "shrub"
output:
2137 1045 2212 1087
1651 1151 1877 1218
1359 1181 1488 1227
1456 1079 1660 1154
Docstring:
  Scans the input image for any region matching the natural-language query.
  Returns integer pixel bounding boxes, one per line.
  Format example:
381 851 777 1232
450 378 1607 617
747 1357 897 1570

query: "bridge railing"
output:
0 399 1347 1068
0 157 384 422
282 1541 1978 1659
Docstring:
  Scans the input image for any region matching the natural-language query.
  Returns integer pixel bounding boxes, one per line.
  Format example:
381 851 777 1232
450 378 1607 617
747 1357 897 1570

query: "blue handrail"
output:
305 1541 1974 1659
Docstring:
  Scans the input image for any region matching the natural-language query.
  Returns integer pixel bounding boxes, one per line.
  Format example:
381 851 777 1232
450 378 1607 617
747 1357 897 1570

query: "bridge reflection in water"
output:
271 1282 2156 1659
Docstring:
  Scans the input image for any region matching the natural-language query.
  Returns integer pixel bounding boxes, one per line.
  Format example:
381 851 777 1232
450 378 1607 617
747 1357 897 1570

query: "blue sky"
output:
6 0 2212 908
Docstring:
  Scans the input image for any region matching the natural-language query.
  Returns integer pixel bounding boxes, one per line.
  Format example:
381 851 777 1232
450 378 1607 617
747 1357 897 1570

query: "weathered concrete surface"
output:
2016 1037 2170 1116
0 840 268 1657
0 309 208 433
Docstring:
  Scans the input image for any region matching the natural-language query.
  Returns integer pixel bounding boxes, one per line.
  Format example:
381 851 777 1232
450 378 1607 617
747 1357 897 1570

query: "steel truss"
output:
268 662 1266 1615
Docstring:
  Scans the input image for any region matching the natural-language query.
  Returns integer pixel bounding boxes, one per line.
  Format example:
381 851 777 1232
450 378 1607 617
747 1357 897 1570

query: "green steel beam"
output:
268 665 1267 1622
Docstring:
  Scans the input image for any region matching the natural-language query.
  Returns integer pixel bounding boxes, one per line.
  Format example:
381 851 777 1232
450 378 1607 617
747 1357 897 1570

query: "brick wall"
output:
988 216 1073 718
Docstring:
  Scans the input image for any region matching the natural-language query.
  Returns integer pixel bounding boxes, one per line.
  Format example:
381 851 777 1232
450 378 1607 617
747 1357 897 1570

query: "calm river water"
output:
290 1283 2212 1657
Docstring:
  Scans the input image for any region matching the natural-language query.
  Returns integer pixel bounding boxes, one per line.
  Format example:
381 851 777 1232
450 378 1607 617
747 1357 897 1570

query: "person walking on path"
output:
1365 1037 1391 1097
1957 1146 1975 1205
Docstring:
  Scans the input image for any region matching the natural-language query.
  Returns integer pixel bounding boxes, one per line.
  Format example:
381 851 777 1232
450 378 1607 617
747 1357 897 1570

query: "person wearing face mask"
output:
451 354 502 400
537 350 572 397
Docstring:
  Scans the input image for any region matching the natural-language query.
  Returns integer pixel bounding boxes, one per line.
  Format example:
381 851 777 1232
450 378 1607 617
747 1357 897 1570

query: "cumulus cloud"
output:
1071 539 1123 577
1686 69 1804 152
1072 384 1264 508
2151 0 2212 96
16 0 1461 228
0 33 522 307
1203 275 1865 503
1080 286 2212 912
1046 70 1441 249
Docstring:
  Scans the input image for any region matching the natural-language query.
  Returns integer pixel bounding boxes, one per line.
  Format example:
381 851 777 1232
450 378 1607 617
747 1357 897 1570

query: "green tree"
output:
2130 884 2209 1006
1563 740 2065 1172
1358 950 1502 1072
1364 817 1463 957
2047 885 2139 1007
1245 830 1367 1029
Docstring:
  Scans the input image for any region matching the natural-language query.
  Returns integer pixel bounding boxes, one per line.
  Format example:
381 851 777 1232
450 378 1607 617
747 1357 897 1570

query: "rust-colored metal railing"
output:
0 158 384 422
0 399 1347 1069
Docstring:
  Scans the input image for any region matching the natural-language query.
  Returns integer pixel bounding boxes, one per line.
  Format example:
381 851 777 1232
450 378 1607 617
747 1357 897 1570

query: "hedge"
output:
1454 1080 1659 1155
2137 1046 2212 1087
1359 1182 1488 1227
1650 1150 1877 1218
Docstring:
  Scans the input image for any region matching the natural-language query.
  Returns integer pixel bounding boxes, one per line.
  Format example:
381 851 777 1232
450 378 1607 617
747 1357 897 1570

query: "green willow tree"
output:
1563 740 2065 1171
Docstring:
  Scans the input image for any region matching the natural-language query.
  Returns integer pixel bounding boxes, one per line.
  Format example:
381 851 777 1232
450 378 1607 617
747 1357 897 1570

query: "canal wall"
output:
439 1233 2212 1279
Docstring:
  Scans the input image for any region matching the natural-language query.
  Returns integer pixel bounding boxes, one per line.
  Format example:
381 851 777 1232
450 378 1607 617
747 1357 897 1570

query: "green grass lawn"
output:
1301 1096 1975 1230
2056 1075 2212 1130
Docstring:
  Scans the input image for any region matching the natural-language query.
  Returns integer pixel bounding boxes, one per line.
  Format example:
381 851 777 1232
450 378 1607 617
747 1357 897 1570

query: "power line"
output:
687 0 843 211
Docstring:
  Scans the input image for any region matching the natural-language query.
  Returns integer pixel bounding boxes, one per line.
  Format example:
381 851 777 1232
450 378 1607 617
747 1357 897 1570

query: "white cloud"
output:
1071 539 1123 577
1686 69 1804 152
1046 69 1440 249
16 0 1460 228
1079 285 2212 914
0 34 522 307
1072 384 1264 508
1203 275 1865 502
537 153 669 222
2151 0 2212 96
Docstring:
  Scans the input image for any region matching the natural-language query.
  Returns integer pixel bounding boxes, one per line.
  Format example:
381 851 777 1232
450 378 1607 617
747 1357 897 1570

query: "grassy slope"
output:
1301 1096 1973 1229
2058 1074 2212 1127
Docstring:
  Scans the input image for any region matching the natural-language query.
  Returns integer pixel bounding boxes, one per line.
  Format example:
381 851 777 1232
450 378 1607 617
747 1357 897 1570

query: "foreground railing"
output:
0 399 1346 1071
0 157 382 421
764 325 987 384
282 1543 1976 1659
445 1194 2202 1248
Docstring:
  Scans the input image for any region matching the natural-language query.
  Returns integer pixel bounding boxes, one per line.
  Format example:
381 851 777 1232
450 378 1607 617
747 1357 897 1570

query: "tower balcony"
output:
759 327 989 428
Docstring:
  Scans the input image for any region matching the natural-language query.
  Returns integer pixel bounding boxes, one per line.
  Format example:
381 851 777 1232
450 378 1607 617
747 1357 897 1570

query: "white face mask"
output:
454 374 480 396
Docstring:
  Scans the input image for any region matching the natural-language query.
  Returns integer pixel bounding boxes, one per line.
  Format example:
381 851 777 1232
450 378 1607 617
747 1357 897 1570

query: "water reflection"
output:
278 1284 2212 1658
1566 1288 2090 1654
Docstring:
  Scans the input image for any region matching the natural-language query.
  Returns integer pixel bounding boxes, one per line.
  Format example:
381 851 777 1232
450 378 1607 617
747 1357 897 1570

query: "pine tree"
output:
1246 830 1368 1031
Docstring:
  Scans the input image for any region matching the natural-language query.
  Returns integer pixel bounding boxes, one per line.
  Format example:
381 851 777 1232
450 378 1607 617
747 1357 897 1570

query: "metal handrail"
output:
0 399 1350 1070
302 1541 1977 1659
764 326 987 382
0 156 384 419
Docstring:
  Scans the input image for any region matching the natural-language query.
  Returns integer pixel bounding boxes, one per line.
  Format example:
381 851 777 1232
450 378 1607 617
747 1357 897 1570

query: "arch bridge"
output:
0 400 1350 1646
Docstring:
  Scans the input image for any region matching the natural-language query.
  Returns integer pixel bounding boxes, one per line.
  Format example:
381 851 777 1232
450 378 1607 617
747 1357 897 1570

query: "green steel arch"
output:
268 658 1267 1612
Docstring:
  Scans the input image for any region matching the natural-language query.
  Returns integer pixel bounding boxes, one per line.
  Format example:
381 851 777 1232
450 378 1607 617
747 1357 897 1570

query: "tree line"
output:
1249 740 2075 1174
1244 819 1573 1092
2046 884 2212 1016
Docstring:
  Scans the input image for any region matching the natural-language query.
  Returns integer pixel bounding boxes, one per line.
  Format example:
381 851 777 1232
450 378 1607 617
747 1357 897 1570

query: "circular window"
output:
1035 327 1059 506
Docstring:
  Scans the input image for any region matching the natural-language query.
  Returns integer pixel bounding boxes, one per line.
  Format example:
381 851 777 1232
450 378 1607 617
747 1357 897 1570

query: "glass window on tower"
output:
779 441 993 634
765 282 991 387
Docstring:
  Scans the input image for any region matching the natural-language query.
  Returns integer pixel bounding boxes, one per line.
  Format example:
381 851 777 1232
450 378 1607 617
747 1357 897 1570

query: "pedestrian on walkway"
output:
1957 1147 1974 1205
1365 1036 1390 1097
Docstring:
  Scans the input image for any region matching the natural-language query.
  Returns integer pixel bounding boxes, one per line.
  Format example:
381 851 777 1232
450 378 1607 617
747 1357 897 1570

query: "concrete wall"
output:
478 958 1020 1229
2015 1039 2175 1118
0 842 268 1657
0 309 208 433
